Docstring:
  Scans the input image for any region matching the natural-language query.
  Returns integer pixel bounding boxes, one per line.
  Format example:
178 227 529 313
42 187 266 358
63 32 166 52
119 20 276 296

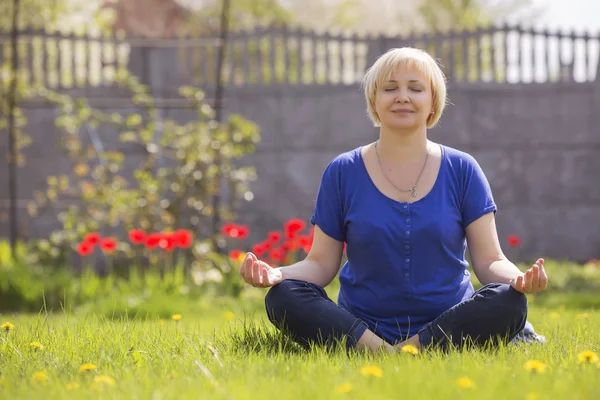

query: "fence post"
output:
7 0 21 260
365 33 414 72
126 41 184 97
126 45 148 88
594 56 600 109
365 34 386 71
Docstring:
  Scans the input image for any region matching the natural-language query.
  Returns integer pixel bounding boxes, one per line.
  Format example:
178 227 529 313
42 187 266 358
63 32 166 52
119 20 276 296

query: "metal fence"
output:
0 24 599 89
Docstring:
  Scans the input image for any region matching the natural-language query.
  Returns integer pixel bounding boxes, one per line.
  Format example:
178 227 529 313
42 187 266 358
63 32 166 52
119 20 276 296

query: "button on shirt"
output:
310 145 497 343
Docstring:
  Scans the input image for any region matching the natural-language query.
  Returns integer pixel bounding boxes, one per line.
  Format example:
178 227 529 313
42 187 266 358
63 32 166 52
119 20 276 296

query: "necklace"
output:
374 140 431 198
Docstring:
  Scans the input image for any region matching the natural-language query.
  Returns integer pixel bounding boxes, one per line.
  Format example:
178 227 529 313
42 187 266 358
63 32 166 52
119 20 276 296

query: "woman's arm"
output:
465 212 522 284
280 225 344 287
465 212 548 293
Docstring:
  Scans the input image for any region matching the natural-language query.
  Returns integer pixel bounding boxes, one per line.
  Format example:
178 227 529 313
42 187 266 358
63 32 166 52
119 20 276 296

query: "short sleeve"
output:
461 155 497 229
309 159 346 242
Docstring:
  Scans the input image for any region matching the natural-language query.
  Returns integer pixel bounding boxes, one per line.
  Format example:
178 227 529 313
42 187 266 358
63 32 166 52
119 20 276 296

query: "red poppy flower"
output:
297 235 312 253
284 218 305 239
267 231 282 243
174 229 193 248
507 234 522 248
229 249 244 261
269 247 285 263
99 237 117 253
145 233 162 249
222 222 236 236
222 223 249 239
297 235 311 247
158 233 177 252
282 240 293 251
128 229 146 244
77 241 93 256
236 226 249 239
222 223 250 239
84 232 101 246
252 243 266 257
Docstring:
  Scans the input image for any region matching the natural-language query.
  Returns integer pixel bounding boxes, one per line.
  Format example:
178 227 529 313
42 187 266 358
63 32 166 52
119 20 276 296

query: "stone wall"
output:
1 80 599 262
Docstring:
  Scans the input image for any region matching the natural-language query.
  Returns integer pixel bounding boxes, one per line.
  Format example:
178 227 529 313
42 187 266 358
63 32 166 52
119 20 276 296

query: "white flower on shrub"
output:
192 269 223 286
179 285 190 295
127 296 141 307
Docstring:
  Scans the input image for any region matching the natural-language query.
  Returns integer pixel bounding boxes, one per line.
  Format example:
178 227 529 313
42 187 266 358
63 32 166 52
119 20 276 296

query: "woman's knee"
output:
266 279 304 305
497 283 528 311
264 279 311 325
483 283 528 328
479 283 527 307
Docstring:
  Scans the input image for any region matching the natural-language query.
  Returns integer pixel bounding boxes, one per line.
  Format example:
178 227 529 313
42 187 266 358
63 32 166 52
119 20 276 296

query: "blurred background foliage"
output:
2 0 597 318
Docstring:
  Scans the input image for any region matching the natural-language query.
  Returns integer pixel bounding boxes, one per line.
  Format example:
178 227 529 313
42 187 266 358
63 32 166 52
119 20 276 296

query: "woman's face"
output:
374 65 433 131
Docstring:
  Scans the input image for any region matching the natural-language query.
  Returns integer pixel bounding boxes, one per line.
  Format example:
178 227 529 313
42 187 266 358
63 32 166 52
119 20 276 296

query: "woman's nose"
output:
395 90 410 103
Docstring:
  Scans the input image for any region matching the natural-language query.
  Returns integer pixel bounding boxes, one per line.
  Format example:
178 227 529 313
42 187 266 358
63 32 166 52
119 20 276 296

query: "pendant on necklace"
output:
411 186 418 197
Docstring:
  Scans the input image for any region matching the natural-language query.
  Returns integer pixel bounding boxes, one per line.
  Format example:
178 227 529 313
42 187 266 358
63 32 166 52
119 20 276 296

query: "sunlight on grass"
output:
0 306 598 399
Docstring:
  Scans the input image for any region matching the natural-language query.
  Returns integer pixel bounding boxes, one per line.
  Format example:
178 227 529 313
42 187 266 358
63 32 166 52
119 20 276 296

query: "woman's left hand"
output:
510 258 548 294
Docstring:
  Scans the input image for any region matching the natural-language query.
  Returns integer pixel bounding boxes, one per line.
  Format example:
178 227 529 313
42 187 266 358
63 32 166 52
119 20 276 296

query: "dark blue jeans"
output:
265 279 531 351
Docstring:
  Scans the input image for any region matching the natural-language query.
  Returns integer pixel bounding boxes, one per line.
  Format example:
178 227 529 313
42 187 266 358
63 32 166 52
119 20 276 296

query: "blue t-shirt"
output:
309 144 497 343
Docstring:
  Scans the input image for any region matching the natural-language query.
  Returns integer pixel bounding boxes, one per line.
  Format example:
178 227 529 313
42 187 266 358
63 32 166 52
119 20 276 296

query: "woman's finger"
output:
515 275 524 292
538 264 548 290
240 253 252 282
261 266 271 287
524 269 533 292
249 257 260 284
531 265 540 290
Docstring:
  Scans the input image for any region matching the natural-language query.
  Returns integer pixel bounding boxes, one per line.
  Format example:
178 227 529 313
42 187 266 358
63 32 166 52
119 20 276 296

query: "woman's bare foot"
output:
393 333 422 353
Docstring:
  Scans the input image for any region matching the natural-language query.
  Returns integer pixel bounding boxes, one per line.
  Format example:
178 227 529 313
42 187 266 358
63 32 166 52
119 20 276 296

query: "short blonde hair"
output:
361 47 447 128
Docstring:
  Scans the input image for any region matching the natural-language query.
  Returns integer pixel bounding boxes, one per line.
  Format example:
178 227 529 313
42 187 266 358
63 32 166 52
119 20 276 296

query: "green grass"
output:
0 292 599 400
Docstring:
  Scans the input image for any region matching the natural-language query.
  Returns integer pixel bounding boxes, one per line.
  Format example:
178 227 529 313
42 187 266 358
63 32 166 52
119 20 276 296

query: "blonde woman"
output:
240 48 547 353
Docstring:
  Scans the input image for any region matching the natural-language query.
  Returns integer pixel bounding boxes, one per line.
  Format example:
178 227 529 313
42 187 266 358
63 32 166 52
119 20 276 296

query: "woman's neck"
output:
376 127 430 165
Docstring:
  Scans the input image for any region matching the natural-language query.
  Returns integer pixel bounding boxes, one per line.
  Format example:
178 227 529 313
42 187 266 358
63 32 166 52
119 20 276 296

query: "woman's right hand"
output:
239 252 283 288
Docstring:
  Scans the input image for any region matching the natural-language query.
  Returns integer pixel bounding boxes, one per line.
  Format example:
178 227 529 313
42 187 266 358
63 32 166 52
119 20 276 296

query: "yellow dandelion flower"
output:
1 322 14 332
576 313 589 320
577 351 599 364
79 363 97 372
526 392 540 400
223 311 235 321
550 312 560 319
456 377 475 389
523 360 548 374
93 375 115 385
66 382 80 390
400 344 419 355
29 341 44 351
32 372 48 383
360 365 383 378
168 372 177 380
158 319 165 325
527 295 535 303
334 382 353 394
172 314 182 322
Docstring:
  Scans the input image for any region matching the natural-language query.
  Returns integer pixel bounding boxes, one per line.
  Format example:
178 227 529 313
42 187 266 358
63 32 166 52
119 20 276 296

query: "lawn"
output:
0 288 599 400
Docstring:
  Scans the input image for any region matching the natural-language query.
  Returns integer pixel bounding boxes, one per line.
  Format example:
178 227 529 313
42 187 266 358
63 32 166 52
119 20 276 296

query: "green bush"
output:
2 238 599 314
0 240 234 315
